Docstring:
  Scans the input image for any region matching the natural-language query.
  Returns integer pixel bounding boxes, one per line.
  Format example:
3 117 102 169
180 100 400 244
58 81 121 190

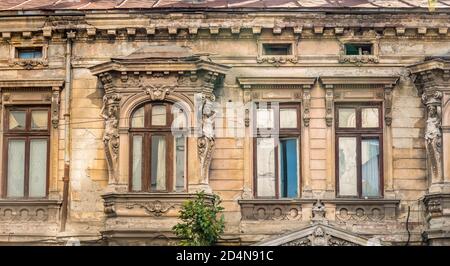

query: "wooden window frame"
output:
1 106 50 199
253 102 301 199
129 101 188 193
335 102 383 199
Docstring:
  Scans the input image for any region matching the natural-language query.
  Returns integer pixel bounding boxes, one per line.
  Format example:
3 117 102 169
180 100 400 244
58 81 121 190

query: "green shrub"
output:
172 191 225 246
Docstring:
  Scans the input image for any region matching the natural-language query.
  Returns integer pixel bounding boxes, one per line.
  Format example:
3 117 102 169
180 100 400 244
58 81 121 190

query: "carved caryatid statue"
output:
101 93 121 184
422 91 443 184
197 95 216 185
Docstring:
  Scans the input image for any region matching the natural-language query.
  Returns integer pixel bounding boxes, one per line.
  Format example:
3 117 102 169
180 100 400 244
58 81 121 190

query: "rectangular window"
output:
254 103 300 198
3 107 50 198
16 47 43 59
262 43 292 56
335 103 382 198
344 43 373 55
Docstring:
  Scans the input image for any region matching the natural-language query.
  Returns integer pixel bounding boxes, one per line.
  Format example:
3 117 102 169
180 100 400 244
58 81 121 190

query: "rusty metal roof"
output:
0 0 449 11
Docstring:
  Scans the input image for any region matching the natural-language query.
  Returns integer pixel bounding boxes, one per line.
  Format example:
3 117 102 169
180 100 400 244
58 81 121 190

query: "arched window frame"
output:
128 101 189 193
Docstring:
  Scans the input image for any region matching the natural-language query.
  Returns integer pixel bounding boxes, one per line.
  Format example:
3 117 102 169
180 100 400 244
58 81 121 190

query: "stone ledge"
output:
0 199 62 236
322 198 400 223
102 192 212 218
238 199 316 221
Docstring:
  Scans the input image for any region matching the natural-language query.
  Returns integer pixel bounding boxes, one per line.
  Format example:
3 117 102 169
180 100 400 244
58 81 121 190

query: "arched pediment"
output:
254 223 383 246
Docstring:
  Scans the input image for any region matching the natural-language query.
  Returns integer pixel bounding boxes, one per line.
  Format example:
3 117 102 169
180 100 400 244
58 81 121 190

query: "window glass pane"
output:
338 108 356 128
31 110 48 130
338 137 358 196
151 105 166 126
280 109 297 128
280 138 298 198
29 139 47 197
256 138 276 197
362 139 380 197
17 48 42 59
132 136 143 191
175 137 186 192
151 136 166 191
256 109 274 129
7 140 25 197
9 111 26 130
262 43 292 55
131 107 144 128
362 108 379 128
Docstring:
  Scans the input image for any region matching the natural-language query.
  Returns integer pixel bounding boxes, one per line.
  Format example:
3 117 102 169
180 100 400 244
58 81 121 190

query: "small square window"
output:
16 47 43 59
344 43 373 55
262 43 292 56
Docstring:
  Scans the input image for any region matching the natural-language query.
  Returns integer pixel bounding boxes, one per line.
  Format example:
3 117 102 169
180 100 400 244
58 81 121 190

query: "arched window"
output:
129 101 188 192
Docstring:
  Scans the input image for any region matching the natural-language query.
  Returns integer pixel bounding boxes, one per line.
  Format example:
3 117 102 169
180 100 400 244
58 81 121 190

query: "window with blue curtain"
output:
254 102 300 198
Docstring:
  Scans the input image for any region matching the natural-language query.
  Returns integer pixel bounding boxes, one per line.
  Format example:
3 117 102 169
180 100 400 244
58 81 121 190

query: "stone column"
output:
383 85 395 198
324 86 334 197
409 58 450 245
302 86 312 197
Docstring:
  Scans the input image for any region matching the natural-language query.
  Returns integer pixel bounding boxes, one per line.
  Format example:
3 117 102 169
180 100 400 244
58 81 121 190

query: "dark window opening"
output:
16 47 43 59
262 43 292 56
344 43 373 55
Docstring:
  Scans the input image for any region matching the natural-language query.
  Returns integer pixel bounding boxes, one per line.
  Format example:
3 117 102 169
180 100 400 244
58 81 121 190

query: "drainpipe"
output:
60 31 75 232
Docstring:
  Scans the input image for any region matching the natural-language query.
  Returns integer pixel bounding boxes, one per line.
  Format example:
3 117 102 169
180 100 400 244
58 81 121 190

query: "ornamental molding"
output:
238 199 312 221
255 223 377 246
237 77 316 90
125 201 175 217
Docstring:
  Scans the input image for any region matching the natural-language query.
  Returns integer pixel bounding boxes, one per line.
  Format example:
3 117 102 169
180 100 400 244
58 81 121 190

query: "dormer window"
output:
16 47 43 59
344 43 373 56
262 43 293 56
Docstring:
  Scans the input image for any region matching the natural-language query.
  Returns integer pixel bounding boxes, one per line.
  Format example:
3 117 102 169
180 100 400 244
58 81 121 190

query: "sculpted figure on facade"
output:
101 92 121 184
197 94 216 185
422 91 443 183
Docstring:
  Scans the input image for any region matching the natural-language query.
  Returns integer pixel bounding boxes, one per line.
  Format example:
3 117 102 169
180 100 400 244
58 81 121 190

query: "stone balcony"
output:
101 192 213 245
0 199 61 243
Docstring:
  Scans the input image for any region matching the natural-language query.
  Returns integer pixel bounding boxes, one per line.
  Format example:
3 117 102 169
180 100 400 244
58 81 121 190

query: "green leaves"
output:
172 191 225 246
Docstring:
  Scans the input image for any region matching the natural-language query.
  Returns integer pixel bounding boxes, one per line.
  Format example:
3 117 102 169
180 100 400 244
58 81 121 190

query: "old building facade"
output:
0 0 450 246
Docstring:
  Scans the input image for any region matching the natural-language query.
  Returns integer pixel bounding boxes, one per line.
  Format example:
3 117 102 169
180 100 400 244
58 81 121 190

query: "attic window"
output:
344 43 373 55
262 43 293 56
16 47 43 59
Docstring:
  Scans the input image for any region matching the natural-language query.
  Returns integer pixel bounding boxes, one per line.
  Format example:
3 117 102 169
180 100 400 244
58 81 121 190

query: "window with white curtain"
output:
335 103 382 198
254 102 300 198
129 102 188 192
3 107 49 198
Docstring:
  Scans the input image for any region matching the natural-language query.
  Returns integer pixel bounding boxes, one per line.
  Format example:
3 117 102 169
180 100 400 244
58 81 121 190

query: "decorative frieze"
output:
0 200 61 224
238 199 305 221
322 199 400 223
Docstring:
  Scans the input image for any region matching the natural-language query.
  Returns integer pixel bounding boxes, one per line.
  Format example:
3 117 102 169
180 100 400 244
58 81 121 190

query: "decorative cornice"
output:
237 77 316 89
0 79 64 89
319 76 399 88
